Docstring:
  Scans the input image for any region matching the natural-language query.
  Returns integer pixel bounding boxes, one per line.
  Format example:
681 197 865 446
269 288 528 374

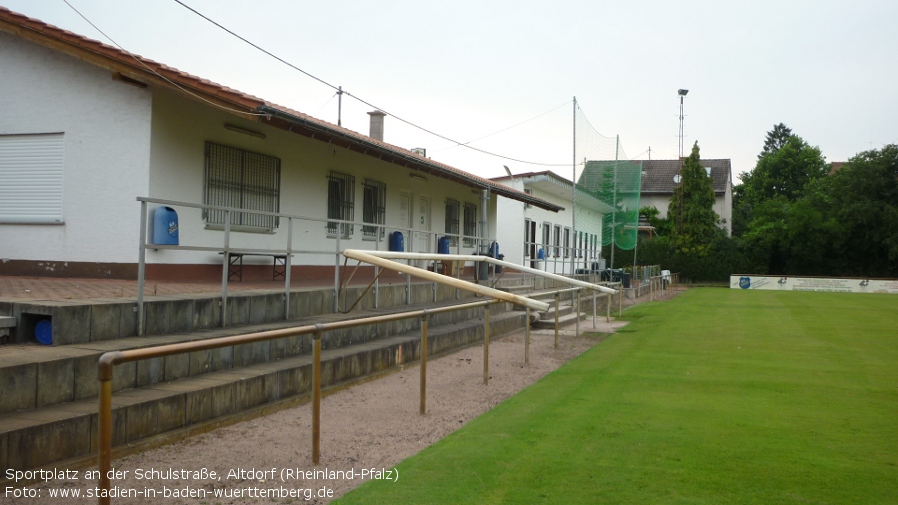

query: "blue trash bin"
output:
153 206 179 245
438 236 451 254
389 231 405 252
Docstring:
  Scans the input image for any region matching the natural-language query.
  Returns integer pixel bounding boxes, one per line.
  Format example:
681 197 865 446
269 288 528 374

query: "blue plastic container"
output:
438 236 450 254
153 206 179 245
489 241 500 258
389 231 404 252
34 319 52 345
537 248 546 260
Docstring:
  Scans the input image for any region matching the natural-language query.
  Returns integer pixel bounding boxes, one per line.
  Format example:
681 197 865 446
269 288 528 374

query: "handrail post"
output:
221 210 231 328
285 217 293 320
618 282 623 316
483 304 490 385
420 313 428 415
312 330 322 464
554 292 560 349
525 306 530 365
97 377 113 505
606 292 611 323
137 200 147 336
592 291 597 329
575 289 581 338
334 234 341 313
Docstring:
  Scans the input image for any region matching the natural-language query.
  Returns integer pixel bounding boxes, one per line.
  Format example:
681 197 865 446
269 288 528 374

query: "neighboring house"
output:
580 158 733 236
0 7 561 281
491 171 613 275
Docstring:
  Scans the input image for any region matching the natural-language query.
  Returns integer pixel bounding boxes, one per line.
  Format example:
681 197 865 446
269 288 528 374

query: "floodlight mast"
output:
678 89 689 158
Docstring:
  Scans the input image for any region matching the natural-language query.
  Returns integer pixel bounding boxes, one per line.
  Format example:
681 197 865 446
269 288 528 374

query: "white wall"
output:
494 177 602 274
642 192 732 236
0 32 152 264
147 89 493 267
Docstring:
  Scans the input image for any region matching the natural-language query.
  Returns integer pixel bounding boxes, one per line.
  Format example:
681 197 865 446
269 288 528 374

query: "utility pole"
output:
337 86 343 127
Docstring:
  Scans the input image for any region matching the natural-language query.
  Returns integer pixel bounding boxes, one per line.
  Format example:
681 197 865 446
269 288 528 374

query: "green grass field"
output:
335 289 898 505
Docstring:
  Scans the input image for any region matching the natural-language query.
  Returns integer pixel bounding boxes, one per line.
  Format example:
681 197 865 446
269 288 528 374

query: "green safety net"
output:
578 160 642 250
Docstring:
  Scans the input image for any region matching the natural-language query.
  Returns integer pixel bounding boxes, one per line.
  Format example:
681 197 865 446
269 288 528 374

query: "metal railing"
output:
136 197 494 335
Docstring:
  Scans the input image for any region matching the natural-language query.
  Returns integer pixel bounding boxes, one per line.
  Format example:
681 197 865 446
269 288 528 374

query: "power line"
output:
63 0 267 117
171 0 578 167
433 100 572 152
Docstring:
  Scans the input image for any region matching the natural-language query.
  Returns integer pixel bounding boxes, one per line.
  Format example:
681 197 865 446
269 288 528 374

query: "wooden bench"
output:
222 252 288 282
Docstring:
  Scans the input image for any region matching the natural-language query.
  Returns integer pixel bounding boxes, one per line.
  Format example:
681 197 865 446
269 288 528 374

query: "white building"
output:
491 171 613 275
0 7 560 281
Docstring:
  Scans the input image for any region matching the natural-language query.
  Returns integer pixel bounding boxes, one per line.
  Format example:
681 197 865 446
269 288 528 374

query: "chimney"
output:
368 110 386 141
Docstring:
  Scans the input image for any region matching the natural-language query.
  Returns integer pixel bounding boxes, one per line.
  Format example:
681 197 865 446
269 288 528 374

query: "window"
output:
553 225 561 258
204 142 281 231
362 179 386 239
327 171 355 237
524 188 532 209
0 133 64 224
564 227 571 258
463 202 477 247
542 223 551 256
445 199 460 246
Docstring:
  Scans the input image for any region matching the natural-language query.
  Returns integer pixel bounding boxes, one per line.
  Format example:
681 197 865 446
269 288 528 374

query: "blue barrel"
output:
489 241 499 258
34 319 52 345
389 231 404 252
537 248 546 260
153 206 179 245
438 236 450 254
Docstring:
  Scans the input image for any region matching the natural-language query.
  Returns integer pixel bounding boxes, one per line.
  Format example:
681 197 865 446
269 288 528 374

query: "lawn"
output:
334 288 898 505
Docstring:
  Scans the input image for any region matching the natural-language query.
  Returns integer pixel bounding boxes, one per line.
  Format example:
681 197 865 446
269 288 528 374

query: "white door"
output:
414 196 430 266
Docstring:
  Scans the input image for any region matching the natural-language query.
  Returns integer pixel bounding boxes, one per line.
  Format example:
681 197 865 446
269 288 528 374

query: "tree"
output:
759 122 792 159
667 142 720 253
744 134 826 203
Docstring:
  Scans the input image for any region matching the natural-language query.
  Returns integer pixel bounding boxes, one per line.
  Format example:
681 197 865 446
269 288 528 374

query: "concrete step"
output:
0 296 502 415
0 309 524 477
0 282 470 347
532 309 583 330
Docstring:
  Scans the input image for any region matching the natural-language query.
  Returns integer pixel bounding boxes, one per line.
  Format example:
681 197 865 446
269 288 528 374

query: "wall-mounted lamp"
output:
409 173 427 182
224 124 266 139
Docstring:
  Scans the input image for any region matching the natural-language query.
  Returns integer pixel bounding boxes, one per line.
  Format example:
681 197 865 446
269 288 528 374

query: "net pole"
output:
571 97 577 278
610 135 619 272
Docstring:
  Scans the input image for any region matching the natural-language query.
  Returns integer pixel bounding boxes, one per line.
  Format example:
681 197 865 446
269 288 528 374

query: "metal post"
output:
576 289 581 338
483 304 491 385
374 226 380 309
312 331 322 464
285 217 293 319
554 292 560 349
592 291 597 329
406 227 412 305
221 210 231 328
606 293 611 323
525 307 530 365
97 378 113 505
137 201 147 337
619 282 623 316
420 314 428 415
334 234 341 313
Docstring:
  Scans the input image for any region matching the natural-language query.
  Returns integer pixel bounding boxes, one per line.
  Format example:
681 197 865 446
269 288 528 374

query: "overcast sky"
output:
5 0 897 182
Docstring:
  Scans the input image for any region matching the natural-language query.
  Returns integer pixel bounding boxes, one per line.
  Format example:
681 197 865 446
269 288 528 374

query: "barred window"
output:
327 171 355 237
463 202 477 247
564 227 571 258
362 179 386 239
553 225 561 258
445 199 459 246
204 142 280 230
